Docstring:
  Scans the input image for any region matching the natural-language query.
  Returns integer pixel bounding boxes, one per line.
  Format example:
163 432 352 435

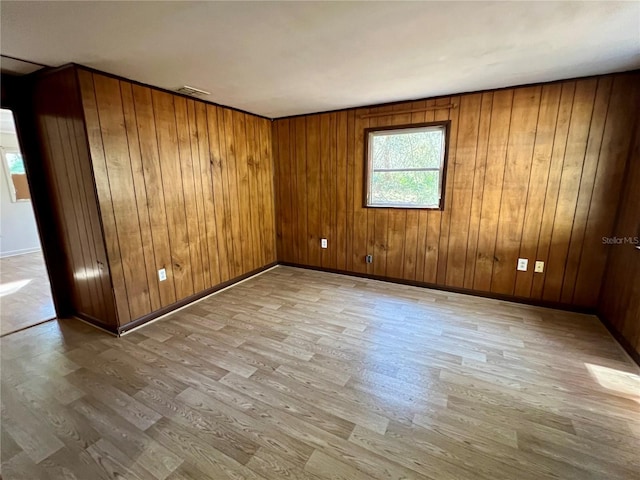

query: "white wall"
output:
0 129 41 257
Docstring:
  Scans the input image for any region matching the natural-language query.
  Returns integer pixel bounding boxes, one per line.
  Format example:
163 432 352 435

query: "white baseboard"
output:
0 247 41 258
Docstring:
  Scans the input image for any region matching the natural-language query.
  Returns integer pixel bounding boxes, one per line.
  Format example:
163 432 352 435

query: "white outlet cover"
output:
534 261 544 273
517 258 528 272
321 238 328 249
158 268 167 281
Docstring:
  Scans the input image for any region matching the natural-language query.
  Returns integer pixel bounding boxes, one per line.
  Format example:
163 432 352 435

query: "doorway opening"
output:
0 108 55 335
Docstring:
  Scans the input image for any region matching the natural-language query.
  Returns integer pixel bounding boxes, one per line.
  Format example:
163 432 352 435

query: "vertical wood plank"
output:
598 114 640 352
491 86 541 296
543 79 597 302
463 92 493 290
560 77 612 303
93 74 153 320
320 113 331 268
131 84 177 308
246 116 264 268
272 121 284 261
221 108 243 277
445 93 482 288
190 100 219 288
57 73 104 319
513 84 562 297
152 90 194 300
573 73 640 306
276 119 294 263
37 86 90 318
306 115 321 267
293 117 306 264
436 97 459 285
259 118 277 263
233 111 255 272
432 97 455 284
79 71 131 324
174 96 204 294
530 81 576 299
346 110 356 271
336 111 349 271
120 82 161 312
472 90 514 292
206 105 232 282
352 109 369 273
67 72 115 323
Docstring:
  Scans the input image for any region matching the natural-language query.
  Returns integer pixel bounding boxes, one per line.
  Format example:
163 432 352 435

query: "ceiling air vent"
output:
175 85 210 97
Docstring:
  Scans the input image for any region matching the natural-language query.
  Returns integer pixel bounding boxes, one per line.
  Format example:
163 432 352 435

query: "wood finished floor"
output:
1 266 639 480
0 251 55 336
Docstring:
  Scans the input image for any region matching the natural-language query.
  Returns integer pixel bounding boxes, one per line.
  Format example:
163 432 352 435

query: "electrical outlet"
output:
321 238 328 249
365 254 373 264
158 268 167 281
534 261 544 273
517 258 528 272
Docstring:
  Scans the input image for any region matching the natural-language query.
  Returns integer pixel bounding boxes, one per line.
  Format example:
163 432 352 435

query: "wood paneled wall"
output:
32 68 118 328
273 72 640 308
77 69 277 327
599 122 640 357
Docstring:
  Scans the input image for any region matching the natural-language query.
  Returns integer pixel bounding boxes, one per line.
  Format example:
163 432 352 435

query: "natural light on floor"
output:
0 279 32 297
585 363 640 402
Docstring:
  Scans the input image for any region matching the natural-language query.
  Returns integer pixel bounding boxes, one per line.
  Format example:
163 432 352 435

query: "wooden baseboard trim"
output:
597 314 640 367
73 313 118 336
279 262 597 315
117 262 278 335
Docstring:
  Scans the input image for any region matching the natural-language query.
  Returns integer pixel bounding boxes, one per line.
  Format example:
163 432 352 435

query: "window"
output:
1 148 31 202
364 122 448 209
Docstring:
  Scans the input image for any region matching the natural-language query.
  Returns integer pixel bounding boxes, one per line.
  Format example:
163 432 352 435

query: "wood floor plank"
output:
1 266 638 480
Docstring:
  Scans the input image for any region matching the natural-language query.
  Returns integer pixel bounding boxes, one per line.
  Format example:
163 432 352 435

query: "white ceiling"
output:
1 1 639 118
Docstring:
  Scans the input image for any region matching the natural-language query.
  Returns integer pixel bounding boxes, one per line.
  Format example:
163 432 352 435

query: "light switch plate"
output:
158 268 167 281
517 258 528 272
534 261 544 273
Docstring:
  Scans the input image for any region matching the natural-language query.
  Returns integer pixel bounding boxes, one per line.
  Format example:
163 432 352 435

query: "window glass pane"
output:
6 153 25 174
371 128 443 170
370 170 440 207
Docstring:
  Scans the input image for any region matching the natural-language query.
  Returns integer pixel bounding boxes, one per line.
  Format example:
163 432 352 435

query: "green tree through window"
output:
365 123 447 208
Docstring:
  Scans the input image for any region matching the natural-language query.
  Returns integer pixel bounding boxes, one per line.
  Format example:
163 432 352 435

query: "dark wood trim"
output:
597 314 640 367
275 68 640 121
117 262 278 334
279 262 598 315
74 312 118 335
362 121 450 211
360 104 456 119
